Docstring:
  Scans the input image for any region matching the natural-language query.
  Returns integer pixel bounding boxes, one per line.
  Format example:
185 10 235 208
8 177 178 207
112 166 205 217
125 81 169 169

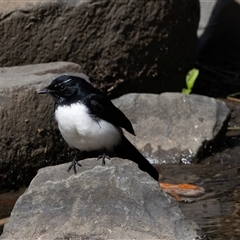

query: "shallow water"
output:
157 163 240 240
0 188 26 234
182 184 240 240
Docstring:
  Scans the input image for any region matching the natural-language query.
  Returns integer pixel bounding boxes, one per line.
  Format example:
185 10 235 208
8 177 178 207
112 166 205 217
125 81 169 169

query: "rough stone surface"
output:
113 93 230 164
0 0 200 97
0 159 203 240
0 62 83 191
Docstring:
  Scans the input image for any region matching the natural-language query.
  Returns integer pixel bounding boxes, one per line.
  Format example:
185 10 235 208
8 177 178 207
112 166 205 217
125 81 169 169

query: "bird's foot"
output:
97 153 110 166
67 155 82 173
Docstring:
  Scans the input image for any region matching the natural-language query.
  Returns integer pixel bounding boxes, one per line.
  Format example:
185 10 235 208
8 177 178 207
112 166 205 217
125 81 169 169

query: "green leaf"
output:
186 68 199 90
182 68 199 95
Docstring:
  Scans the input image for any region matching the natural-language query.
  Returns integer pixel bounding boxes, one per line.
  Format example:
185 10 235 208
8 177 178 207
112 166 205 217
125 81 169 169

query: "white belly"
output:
55 103 121 151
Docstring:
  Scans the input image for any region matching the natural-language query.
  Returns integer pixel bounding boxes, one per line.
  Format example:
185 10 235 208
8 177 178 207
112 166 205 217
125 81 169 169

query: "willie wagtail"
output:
38 75 159 181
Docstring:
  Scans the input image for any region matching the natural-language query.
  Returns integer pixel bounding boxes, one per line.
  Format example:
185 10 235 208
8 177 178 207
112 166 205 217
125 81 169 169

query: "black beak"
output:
37 88 51 94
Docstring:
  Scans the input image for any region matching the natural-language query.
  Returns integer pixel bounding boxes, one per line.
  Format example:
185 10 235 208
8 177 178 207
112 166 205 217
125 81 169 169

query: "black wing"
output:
83 93 135 135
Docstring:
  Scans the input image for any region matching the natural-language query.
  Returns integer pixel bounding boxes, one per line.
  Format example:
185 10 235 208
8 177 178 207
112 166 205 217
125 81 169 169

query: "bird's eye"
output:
59 85 66 91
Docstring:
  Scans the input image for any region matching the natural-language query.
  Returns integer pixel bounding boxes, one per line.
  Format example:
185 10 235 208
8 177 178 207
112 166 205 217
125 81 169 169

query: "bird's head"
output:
38 74 92 104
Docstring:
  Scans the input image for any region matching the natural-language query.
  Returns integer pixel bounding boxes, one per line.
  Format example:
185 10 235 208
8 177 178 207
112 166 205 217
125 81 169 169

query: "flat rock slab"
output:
0 61 84 89
113 93 230 164
0 159 204 240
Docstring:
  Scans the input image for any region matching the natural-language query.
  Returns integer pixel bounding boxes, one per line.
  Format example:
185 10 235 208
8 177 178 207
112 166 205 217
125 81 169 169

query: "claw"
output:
67 155 82 173
97 153 110 166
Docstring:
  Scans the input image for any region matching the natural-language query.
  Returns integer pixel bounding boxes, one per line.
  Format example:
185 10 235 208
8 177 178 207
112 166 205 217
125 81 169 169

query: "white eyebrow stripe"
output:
63 78 72 84
55 78 72 87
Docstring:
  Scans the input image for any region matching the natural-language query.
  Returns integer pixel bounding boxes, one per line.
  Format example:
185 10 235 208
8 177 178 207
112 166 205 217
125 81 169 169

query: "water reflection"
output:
156 163 240 240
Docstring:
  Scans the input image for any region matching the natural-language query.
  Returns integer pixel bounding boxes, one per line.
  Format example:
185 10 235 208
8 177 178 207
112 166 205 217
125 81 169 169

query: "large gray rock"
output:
0 159 204 240
113 93 230 164
0 0 200 97
0 62 83 191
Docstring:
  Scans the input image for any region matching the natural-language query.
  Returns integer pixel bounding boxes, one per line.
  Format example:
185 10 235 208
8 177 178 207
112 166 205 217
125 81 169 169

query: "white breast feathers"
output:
55 102 122 151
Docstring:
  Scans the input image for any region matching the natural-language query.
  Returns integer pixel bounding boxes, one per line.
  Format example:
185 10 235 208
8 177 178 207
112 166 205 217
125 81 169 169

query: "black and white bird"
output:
38 74 159 181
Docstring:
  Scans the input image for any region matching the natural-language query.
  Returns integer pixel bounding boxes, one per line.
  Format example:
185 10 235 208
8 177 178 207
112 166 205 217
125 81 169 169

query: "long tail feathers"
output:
115 135 159 182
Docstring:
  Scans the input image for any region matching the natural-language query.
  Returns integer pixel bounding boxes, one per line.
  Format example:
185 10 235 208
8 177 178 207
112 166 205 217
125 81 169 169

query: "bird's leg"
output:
97 153 110 166
67 150 82 173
